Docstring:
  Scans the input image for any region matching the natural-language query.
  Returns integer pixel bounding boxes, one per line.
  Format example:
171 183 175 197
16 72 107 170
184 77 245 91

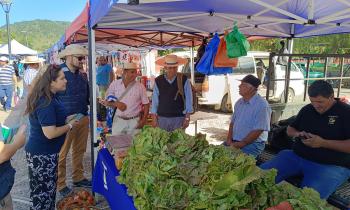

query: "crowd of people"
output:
0 42 350 209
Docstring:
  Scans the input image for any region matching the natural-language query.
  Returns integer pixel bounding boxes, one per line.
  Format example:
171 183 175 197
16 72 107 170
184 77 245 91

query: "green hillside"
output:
0 19 69 53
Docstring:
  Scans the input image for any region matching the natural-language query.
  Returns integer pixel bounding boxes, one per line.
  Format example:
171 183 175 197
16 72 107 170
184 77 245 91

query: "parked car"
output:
295 62 324 84
183 51 306 112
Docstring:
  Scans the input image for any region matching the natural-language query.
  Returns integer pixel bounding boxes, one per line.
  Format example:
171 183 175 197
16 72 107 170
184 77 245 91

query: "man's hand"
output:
302 133 326 148
136 118 146 129
231 141 247 149
296 131 311 138
182 117 190 129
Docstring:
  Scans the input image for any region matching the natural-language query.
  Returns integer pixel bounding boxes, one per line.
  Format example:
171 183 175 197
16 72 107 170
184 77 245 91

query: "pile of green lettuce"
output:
118 127 331 210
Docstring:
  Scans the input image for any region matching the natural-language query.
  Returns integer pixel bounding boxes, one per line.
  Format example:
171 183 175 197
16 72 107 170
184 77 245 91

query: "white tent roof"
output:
0 39 37 55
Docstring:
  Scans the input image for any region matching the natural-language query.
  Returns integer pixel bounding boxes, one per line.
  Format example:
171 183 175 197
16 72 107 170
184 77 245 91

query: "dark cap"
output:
240 74 261 88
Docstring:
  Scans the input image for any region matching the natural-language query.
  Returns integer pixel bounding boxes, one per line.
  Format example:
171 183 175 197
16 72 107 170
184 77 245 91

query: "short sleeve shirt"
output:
291 100 350 168
231 94 271 142
106 79 149 118
25 95 67 155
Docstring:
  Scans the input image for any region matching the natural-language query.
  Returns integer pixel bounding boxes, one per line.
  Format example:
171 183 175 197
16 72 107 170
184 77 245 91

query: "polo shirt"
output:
0 65 15 85
231 93 271 142
291 100 350 168
25 96 67 154
96 64 112 86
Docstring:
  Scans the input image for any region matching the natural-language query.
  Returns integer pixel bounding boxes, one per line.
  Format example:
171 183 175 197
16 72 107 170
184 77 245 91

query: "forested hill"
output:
0 19 69 52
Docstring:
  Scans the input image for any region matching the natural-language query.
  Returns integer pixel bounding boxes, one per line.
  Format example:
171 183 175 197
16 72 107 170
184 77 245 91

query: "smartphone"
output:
74 113 85 121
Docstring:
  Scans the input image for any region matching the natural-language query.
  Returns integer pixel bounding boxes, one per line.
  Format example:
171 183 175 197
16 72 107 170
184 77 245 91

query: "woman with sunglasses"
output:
24 64 78 210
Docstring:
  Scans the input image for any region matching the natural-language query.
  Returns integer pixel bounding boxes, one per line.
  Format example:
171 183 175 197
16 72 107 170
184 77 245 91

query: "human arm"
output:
226 122 234 146
99 99 127 111
137 85 150 128
232 130 263 149
300 134 350 153
0 124 26 164
232 102 271 148
42 118 78 140
183 79 193 114
37 101 78 140
151 82 160 127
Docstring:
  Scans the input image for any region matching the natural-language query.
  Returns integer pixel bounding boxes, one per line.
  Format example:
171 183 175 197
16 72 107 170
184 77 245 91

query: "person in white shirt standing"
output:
99 62 150 136
0 56 17 112
21 56 44 97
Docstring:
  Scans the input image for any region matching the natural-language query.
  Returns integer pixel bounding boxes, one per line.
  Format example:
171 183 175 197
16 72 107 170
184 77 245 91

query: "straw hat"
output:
20 55 44 64
119 62 139 70
155 54 187 67
58 44 88 58
0 56 9 62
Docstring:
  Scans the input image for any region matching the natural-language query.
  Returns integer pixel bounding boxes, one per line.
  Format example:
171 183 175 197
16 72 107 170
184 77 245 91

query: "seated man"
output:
260 80 350 199
224 75 271 157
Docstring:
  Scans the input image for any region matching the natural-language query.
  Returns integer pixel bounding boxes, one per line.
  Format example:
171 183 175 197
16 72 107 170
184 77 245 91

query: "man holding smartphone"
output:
261 80 350 199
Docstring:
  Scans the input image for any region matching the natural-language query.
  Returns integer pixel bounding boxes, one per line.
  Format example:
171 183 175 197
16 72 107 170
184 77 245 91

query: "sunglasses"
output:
74 56 85 61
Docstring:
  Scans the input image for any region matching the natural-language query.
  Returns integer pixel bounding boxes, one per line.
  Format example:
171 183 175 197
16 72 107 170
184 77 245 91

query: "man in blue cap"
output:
224 74 271 157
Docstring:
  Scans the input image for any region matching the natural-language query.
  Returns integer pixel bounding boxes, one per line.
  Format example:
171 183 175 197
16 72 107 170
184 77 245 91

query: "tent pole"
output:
190 40 195 84
88 25 97 183
287 24 294 53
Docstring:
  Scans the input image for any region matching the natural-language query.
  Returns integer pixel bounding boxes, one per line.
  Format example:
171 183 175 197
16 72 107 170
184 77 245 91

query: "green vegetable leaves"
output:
118 127 330 210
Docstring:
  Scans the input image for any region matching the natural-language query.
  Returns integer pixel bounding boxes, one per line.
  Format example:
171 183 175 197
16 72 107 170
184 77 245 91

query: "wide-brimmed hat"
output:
119 62 139 70
20 55 44 64
0 56 9 62
58 44 88 59
239 74 261 88
155 54 187 67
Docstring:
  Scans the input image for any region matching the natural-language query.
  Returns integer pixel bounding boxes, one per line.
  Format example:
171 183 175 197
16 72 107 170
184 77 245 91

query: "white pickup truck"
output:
190 51 305 112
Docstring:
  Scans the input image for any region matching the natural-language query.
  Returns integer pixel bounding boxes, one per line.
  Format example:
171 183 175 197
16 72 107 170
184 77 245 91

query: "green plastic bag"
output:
225 24 250 58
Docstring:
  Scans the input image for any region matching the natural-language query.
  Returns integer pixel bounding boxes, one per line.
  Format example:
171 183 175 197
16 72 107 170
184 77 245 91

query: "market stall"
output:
80 0 350 208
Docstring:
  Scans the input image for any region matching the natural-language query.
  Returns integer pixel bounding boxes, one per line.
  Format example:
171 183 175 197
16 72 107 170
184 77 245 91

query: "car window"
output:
290 63 300 72
233 57 255 74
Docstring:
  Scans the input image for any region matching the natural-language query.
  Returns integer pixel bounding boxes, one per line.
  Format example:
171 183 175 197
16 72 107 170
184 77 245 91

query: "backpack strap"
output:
176 73 185 103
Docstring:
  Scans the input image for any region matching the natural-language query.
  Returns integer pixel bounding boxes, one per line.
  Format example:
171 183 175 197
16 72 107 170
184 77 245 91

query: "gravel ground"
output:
1 106 231 209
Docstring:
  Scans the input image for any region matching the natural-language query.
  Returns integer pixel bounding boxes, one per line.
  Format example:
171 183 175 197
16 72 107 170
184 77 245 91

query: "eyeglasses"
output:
74 56 85 61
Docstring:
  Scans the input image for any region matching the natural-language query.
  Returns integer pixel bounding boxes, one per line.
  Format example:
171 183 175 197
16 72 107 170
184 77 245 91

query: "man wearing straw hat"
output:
21 55 44 97
151 54 193 132
100 62 149 136
57 44 90 197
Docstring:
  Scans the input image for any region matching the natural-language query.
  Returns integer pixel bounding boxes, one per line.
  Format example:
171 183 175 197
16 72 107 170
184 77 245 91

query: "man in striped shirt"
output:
0 56 17 112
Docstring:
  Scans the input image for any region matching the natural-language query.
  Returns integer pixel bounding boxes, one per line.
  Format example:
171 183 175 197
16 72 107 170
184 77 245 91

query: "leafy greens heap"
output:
118 127 331 210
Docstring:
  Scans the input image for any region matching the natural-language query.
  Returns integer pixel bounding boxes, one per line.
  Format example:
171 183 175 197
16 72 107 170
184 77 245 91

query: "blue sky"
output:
0 0 87 27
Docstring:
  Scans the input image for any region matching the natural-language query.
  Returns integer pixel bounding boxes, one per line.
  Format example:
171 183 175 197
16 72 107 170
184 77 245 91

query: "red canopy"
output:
65 3 89 44
64 2 203 48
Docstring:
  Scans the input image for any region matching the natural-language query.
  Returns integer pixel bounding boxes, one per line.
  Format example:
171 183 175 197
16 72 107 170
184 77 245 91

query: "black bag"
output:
268 116 296 152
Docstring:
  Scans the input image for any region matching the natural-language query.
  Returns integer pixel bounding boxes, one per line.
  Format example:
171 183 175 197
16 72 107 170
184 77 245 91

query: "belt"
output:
117 115 140 120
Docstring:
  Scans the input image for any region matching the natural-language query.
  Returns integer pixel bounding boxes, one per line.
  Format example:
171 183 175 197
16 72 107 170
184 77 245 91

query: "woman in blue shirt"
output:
24 64 78 210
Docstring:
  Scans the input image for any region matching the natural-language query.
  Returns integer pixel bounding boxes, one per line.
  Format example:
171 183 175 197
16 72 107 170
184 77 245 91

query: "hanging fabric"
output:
214 37 238 67
196 33 232 75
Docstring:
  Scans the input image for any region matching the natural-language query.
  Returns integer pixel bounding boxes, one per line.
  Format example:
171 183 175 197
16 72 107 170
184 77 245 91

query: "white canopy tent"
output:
0 39 37 55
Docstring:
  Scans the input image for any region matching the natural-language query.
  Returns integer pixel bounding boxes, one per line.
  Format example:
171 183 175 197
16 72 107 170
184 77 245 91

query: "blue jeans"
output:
223 140 265 158
0 85 13 110
260 150 350 199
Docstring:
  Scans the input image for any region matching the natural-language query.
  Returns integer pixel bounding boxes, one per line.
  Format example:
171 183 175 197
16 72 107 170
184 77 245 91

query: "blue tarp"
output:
89 0 350 38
